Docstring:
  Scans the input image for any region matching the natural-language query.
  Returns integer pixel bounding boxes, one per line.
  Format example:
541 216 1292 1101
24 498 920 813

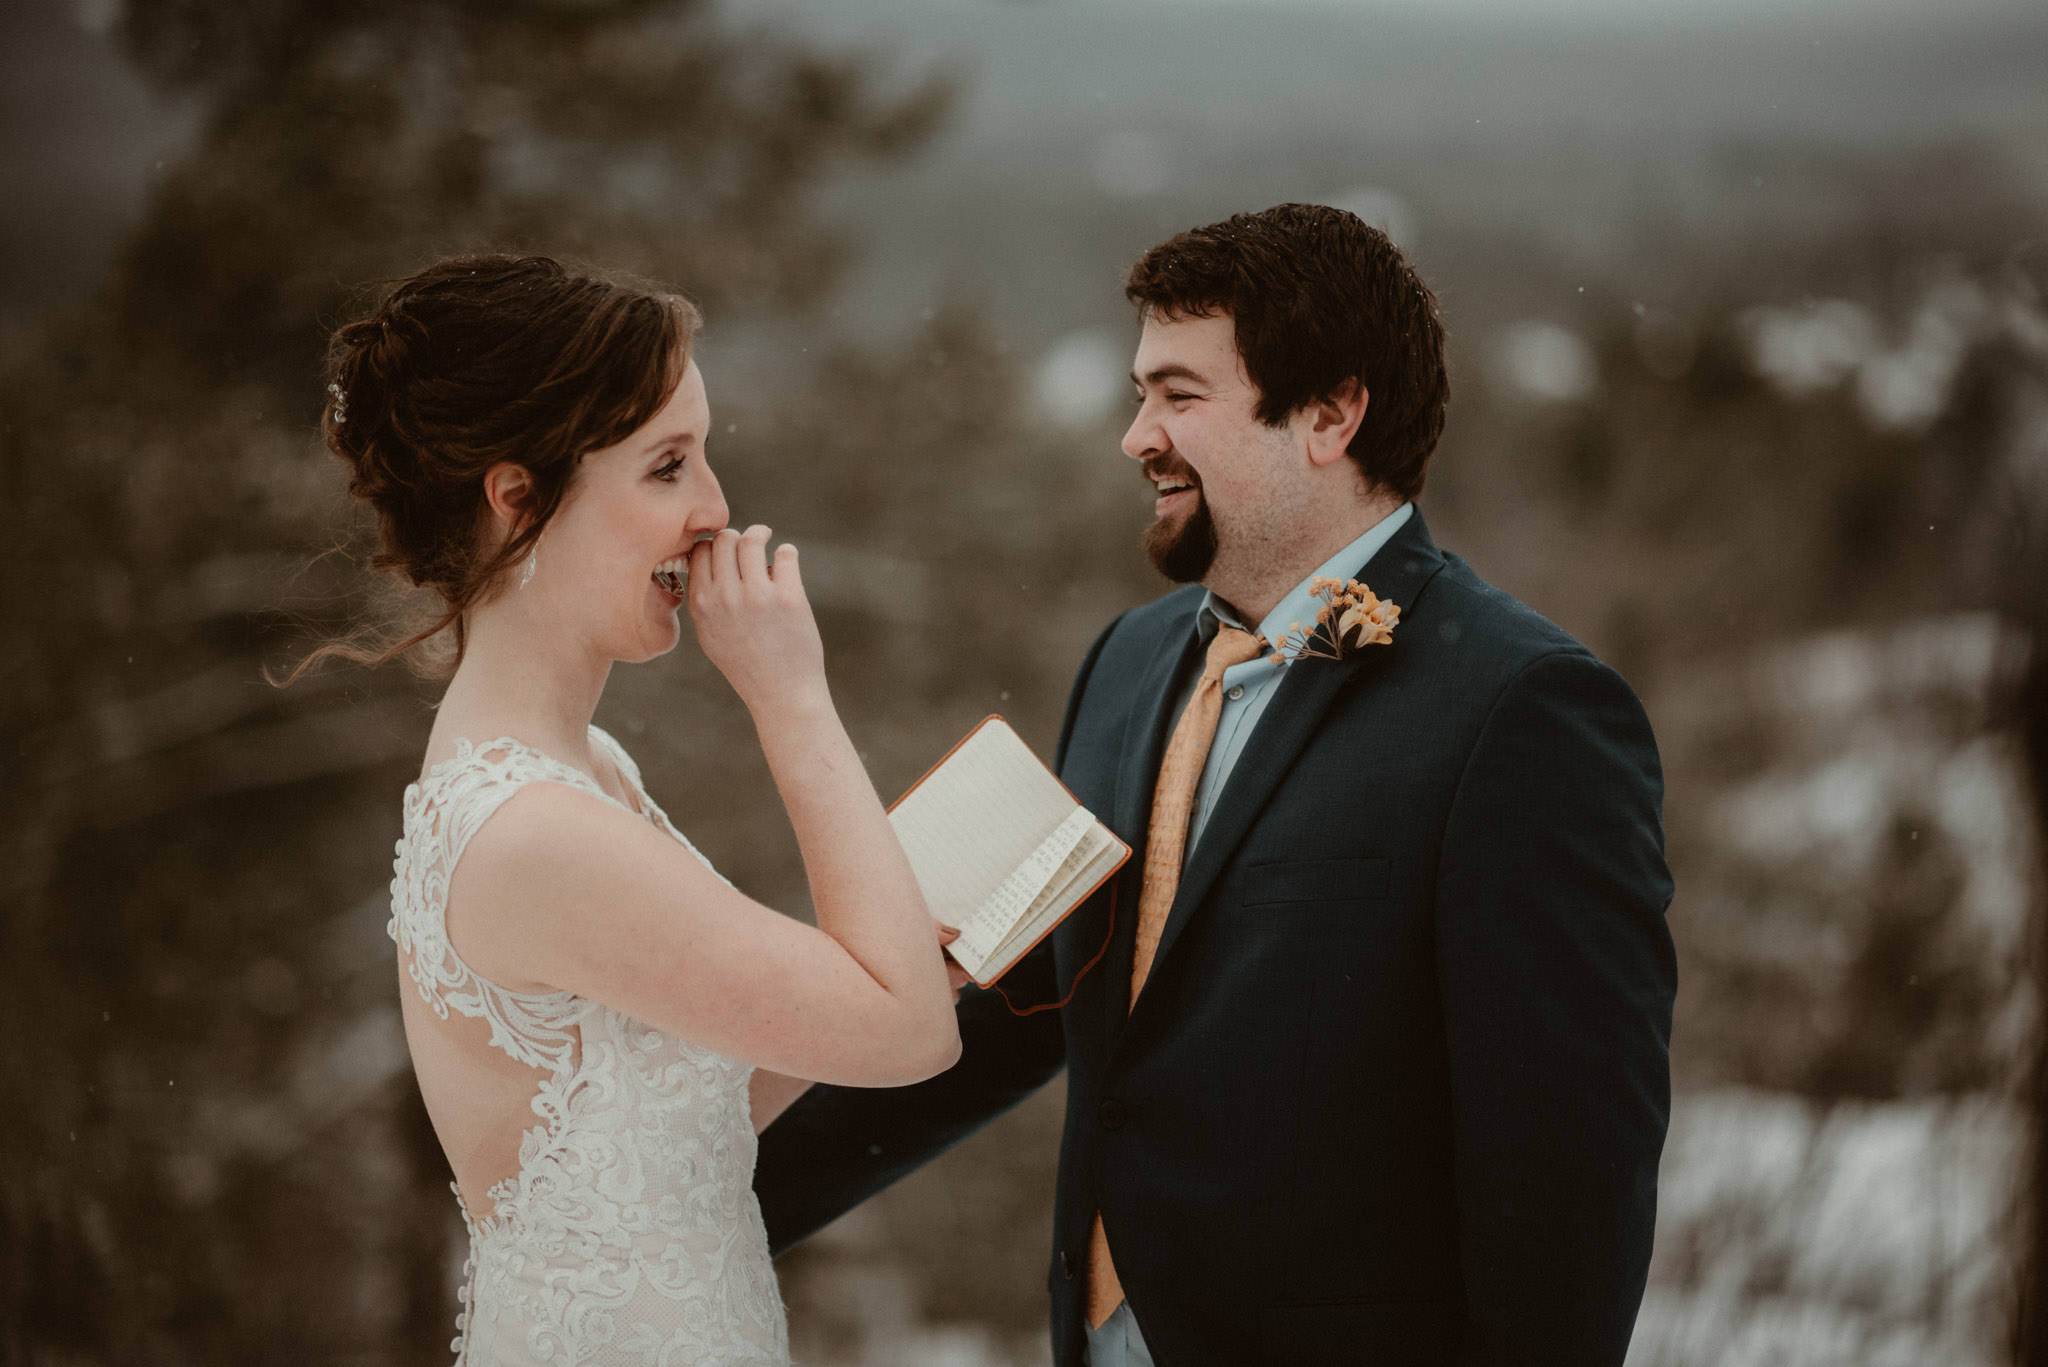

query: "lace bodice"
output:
389 728 788 1366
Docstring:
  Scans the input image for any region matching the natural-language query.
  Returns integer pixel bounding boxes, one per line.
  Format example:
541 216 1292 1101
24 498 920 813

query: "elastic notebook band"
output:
994 881 1116 1018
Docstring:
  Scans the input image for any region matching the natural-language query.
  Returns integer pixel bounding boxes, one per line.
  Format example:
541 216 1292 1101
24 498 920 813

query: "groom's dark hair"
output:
1125 203 1449 501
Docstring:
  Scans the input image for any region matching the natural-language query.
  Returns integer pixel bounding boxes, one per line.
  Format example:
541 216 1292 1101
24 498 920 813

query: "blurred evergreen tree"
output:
0 2 1002 1360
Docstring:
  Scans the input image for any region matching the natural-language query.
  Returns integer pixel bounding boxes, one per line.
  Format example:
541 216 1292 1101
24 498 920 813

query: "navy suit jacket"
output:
755 510 1677 1366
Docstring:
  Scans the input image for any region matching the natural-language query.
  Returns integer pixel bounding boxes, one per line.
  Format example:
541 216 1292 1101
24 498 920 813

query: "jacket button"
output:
1060 1250 1074 1280
1098 1099 1127 1132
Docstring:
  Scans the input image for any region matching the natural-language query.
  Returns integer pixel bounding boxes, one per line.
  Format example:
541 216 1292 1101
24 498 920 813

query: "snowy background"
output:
3 0 2045 1361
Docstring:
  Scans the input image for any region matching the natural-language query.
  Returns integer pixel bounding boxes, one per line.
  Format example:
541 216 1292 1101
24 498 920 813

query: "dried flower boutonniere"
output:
1268 577 1401 664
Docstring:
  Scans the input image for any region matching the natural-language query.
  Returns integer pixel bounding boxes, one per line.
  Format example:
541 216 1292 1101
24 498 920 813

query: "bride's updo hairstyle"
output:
294 254 701 679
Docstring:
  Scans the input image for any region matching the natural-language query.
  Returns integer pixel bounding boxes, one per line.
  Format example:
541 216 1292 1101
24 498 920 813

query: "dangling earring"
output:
519 534 541 589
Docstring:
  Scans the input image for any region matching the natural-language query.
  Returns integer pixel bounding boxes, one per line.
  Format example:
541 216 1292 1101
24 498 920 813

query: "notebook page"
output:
948 807 1095 974
990 821 1115 961
888 720 1080 962
976 827 1125 983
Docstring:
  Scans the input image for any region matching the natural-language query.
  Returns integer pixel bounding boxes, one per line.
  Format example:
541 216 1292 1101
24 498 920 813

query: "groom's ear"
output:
483 462 538 533
1301 379 1369 468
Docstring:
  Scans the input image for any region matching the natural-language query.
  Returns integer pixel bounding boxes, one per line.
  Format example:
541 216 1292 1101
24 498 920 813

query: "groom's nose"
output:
1121 403 1165 463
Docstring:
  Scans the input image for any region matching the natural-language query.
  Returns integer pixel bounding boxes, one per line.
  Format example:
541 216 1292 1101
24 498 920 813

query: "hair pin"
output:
327 381 349 425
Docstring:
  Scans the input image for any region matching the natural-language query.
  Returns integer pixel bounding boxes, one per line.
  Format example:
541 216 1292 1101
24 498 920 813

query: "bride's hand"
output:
939 924 973 999
687 525 827 714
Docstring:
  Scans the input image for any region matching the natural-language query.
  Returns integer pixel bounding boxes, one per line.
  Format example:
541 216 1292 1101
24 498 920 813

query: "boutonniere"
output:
1268 577 1401 664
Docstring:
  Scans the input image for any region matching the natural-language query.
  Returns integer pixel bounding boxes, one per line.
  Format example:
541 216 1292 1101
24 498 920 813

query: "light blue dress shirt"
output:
1177 501 1414 851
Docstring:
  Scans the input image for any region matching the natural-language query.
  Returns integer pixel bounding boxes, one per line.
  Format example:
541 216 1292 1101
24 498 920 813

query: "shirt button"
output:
1226 685 1246 701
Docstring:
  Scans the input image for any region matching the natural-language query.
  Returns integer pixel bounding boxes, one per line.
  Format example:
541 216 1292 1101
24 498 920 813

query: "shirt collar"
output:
1197 501 1415 646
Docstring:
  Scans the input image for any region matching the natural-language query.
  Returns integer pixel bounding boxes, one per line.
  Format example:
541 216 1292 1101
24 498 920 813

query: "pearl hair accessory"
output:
326 381 348 425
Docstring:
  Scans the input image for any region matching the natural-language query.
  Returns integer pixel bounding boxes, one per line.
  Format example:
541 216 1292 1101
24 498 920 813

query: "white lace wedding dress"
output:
388 727 789 1365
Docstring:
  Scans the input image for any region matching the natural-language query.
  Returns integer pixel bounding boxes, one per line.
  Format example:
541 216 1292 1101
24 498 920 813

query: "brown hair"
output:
287 254 700 681
1124 202 1449 501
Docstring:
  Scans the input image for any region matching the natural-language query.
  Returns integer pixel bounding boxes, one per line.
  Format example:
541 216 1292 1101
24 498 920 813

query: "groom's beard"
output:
1143 490 1219 583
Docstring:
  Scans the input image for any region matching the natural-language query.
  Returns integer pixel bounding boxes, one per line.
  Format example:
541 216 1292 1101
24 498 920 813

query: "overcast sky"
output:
738 0 2047 27
5 0 2044 343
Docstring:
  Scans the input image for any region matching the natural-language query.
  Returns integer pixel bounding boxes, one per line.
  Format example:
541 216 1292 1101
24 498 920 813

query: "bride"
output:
309 255 962 1364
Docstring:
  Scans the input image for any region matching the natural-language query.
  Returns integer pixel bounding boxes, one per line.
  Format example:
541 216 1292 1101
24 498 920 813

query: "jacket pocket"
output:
1241 855 1391 906
1257 1296 1459 1366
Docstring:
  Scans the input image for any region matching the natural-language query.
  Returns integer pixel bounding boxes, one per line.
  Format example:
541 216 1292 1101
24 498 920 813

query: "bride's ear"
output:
483 462 537 534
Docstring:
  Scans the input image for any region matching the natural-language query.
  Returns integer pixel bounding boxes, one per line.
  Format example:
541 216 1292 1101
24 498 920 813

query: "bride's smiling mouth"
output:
652 558 689 597
652 533 721 598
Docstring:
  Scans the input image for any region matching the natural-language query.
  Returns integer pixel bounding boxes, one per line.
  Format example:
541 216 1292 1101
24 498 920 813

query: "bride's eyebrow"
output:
644 431 700 456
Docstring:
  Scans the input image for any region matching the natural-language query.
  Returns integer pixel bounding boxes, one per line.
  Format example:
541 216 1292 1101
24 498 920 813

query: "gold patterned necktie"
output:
1086 622 1265 1329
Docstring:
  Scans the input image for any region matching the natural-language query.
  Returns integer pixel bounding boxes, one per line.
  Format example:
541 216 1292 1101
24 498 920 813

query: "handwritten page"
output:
887 718 1127 984
947 807 1096 971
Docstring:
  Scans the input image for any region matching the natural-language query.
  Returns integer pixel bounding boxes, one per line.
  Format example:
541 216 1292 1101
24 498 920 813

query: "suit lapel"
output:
1130 510 1449 1017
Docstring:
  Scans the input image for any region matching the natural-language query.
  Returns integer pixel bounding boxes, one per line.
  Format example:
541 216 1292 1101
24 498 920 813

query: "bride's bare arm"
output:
452 786 956 1086
748 927 966 1132
450 524 961 1087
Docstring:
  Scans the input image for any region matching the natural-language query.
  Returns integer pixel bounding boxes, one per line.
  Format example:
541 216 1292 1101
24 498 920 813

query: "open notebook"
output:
888 716 1130 987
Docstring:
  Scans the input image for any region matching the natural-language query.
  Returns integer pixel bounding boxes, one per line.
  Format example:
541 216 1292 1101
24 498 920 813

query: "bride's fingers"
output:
770 541 801 591
708 526 742 592
735 525 771 585
684 536 713 605
937 923 970 988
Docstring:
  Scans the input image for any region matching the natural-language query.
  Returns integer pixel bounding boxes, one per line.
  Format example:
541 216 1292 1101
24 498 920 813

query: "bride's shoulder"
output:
416 733 533 783
440 766 680 923
586 724 644 788
405 731 619 855
409 736 576 820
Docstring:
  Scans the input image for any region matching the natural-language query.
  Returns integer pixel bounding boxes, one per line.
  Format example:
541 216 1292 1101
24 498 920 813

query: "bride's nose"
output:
686 465 729 538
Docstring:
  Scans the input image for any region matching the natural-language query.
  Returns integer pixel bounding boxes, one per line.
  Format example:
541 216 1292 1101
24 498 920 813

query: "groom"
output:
756 203 1677 1366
